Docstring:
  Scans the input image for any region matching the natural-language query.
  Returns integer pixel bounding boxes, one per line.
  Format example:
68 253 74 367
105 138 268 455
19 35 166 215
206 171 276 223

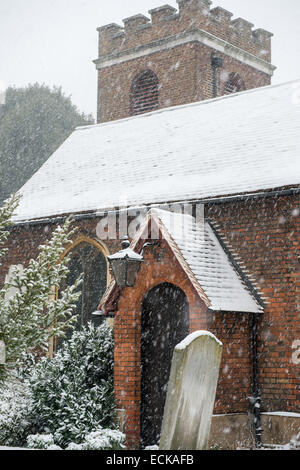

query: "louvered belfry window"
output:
224 72 245 95
130 70 159 116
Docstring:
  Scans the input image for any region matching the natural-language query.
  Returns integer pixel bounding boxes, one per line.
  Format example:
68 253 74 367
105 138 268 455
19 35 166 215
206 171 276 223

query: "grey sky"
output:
1 0 300 118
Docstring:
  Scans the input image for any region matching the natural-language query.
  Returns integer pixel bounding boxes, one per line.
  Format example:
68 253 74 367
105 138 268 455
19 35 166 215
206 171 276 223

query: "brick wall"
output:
95 0 273 123
208 313 253 415
207 194 300 414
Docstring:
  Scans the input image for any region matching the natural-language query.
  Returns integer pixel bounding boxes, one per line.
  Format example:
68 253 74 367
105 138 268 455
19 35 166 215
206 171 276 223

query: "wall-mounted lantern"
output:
107 238 145 288
92 238 155 323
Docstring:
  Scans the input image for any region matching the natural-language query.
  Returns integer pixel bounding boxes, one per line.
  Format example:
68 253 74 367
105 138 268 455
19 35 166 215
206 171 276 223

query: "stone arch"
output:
62 235 111 282
130 69 159 116
140 282 190 448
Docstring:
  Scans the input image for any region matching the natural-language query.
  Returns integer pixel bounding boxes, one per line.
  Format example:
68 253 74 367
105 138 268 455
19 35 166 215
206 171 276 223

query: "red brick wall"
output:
207 194 300 414
208 313 253 415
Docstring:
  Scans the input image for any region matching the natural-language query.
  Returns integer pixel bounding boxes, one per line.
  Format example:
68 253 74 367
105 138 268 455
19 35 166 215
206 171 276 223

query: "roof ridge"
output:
75 78 300 132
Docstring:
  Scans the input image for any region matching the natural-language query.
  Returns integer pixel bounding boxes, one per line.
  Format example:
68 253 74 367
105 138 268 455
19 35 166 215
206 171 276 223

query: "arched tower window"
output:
130 70 159 116
224 72 245 95
56 240 109 348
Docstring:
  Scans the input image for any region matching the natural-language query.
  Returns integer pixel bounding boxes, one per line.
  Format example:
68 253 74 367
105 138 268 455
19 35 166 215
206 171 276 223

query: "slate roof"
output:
101 208 262 314
153 209 262 313
13 79 300 223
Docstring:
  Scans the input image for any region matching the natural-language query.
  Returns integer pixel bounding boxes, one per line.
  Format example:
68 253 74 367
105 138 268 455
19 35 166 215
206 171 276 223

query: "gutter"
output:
9 187 300 229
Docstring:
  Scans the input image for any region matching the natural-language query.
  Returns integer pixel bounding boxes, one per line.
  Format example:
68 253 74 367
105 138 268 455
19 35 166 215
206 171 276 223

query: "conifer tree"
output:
0 195 82 382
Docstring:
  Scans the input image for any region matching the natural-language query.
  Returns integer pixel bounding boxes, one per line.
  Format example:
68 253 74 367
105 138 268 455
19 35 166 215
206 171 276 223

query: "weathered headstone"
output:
159 331 223 450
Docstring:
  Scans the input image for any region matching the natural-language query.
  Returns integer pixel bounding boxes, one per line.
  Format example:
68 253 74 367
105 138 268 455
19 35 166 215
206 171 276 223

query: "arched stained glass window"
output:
130 70 159 116
224 72 245 95
57 241 108 347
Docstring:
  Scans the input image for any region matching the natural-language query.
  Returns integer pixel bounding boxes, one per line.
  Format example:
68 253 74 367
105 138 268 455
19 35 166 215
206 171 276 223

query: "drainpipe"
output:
251 312 263 448
211 53 223 98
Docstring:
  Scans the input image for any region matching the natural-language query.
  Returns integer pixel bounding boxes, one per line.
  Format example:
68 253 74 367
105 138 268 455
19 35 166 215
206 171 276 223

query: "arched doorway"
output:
140 283 189 448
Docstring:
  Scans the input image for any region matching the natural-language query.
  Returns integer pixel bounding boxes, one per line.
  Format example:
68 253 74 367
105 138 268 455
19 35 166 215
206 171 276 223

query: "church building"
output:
1 0 299 450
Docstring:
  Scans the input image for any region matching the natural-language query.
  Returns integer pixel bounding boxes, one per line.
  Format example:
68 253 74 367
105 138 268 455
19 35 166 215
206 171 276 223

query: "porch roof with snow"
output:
13 79 300 223
100 209 263 314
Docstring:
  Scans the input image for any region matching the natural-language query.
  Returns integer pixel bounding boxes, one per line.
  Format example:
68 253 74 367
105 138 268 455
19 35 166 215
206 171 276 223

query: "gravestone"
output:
159 331 223 450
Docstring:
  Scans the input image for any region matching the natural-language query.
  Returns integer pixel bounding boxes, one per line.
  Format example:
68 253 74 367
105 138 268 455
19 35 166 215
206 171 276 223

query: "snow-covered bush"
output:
0 373 34 447
65 428 125 451
26 428 125 451
26 434 60 450
66 442 84 450
26 322 116 448
80 428 125 450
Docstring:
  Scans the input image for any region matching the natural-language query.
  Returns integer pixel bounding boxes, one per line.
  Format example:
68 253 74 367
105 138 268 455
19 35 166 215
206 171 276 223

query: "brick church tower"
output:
94 0 275 123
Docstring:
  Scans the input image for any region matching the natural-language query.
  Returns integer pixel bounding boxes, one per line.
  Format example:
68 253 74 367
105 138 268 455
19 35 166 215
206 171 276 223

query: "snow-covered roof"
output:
13 79 300 223
151 209 262 313
101 208 262 314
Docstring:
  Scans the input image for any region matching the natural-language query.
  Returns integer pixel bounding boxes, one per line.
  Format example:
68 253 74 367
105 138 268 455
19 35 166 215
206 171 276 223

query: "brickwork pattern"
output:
207 195 300 414
208 313 252 415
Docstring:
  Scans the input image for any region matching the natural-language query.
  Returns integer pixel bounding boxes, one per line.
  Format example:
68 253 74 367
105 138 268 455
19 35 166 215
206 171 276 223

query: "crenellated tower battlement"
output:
96 0 273 64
